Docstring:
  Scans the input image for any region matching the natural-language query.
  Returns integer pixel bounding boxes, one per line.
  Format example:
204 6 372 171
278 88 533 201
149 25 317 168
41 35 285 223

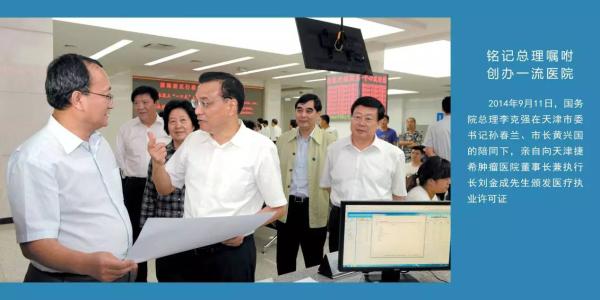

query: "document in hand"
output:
126 212 274 263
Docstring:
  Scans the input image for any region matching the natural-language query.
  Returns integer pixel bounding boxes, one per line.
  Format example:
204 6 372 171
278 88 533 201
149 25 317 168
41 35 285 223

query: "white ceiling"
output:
52 18 450 96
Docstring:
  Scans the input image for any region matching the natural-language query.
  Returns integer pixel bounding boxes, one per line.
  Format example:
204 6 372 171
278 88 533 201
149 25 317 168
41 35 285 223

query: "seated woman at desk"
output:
406 156 450 201
140 100 199 282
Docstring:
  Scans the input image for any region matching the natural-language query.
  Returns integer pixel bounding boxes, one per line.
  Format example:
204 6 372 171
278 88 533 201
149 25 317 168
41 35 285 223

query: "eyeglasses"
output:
85 91 114 103
191 96 231 109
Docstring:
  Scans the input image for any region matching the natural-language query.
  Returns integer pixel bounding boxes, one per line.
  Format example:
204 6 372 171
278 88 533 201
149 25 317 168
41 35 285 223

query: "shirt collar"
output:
286 128 299 143
342 135 386 152
371 136 387 151
198 120 255 148
229 120 253 147
47 116 102 154
286 126 323 145
200 119 250 148
134 114 163 127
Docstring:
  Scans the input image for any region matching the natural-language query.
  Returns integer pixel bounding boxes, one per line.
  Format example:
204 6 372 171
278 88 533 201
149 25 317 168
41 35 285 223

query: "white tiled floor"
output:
0 223 311 282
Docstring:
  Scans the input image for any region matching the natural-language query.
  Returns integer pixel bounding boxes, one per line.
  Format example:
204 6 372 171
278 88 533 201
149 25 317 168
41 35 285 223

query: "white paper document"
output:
126 212 274 263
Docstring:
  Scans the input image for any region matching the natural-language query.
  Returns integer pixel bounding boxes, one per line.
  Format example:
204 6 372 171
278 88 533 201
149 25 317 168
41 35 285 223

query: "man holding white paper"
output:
7 54 136 282
148 71 287 282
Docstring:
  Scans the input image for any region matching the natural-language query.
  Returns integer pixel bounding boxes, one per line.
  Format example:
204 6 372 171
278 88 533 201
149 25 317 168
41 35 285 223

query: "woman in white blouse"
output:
406 156 450 201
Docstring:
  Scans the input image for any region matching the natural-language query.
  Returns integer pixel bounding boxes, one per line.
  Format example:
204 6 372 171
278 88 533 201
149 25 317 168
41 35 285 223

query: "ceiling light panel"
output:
90 39 132 60
305 78 326 83
145 49 199 66
388 89 418 95
312 18 403 39
236 63 299 76
193 56 254 71
272 70 327 79
384 40 450 78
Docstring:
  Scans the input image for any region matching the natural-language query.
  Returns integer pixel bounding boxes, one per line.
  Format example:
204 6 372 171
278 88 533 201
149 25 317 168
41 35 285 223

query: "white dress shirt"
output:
406 185 440 201
405 162 420 178
165 122 287 219
320 136 407 207
260 126 271 139
271 125 282 142
115 115 170 177
325 127 339 140
7 116 132 272
423 115 451 162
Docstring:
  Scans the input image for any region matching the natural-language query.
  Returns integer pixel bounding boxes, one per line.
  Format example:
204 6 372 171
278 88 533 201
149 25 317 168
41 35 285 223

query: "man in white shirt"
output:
423 96 451 162
320 96 407 252
7 53 136 282
115 85 169 282
423 96 451 200
148 72 287 282
259 118 271 138
270 118 282 143
320 114 339 140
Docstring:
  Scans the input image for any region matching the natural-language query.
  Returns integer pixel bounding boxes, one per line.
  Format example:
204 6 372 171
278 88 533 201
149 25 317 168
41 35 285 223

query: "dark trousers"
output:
24 264 132 282
177 235 256 282
155 252 188 282
123 176 147 282
276 196 327 275
328 205 340 252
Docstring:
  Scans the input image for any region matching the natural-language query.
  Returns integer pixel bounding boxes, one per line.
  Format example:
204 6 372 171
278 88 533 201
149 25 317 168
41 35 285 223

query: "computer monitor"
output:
339 201 451 282
295 18 373 75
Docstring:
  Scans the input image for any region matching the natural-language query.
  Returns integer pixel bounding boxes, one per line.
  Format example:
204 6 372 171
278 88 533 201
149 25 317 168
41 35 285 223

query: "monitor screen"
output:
295 18 372 75
339 201 451 272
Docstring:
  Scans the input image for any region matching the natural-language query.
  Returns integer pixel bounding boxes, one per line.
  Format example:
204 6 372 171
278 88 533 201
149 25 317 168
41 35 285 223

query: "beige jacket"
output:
277 127 337 228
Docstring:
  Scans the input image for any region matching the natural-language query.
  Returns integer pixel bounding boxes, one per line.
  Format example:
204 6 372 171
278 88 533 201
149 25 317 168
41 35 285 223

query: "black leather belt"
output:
25 264 132 282
289 195 309 203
